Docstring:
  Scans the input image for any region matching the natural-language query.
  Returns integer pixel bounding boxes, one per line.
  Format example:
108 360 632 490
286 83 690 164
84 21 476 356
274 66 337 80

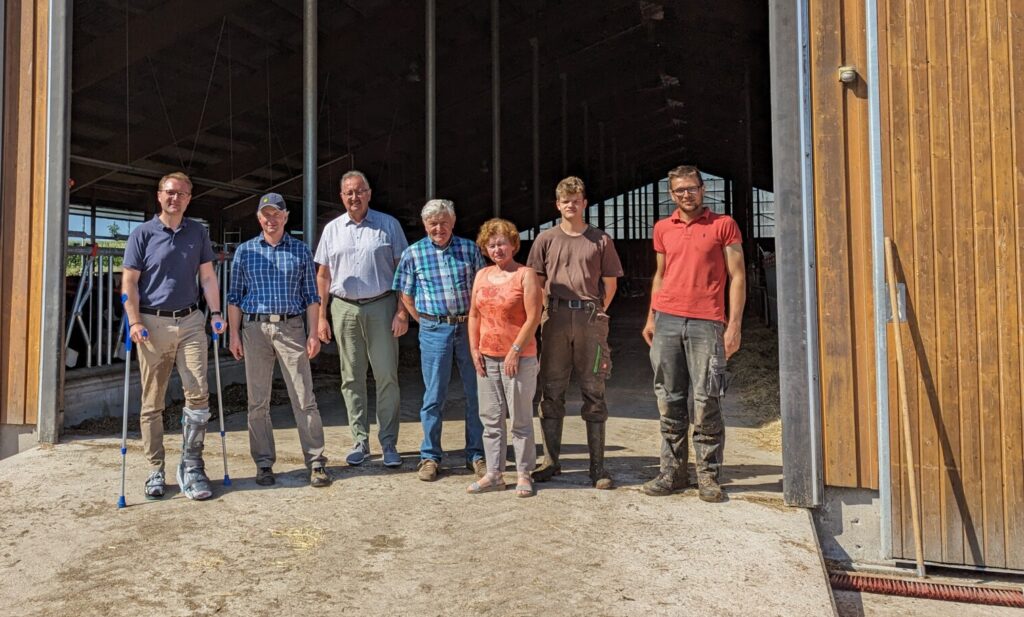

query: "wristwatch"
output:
511 343 522 353
210 311 222 316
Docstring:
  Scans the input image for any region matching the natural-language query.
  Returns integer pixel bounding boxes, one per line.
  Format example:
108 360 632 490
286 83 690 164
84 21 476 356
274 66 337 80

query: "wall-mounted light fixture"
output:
838 65 858 84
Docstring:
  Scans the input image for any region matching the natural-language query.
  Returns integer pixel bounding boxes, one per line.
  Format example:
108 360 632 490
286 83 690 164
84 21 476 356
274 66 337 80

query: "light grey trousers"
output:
242 316 327 469
477 355 539 475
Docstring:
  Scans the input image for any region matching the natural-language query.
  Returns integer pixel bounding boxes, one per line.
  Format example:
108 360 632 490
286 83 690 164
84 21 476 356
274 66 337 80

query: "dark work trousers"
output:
537 301 612 422
649 312 728 481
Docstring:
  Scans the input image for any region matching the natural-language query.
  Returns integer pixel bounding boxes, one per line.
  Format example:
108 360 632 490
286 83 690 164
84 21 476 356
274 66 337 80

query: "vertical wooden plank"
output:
924 0 965 567
944 0 986 568
1007 0 1024 572
990 0 1024 571
24 0 49 426
811 0 859 488
843 0 880 491
1 0 34 426
884 0 919 560
904 0 945 564
966 0 1005 569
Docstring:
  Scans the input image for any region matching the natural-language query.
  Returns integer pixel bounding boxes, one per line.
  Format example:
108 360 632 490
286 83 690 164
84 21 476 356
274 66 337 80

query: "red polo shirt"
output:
652 208 742 323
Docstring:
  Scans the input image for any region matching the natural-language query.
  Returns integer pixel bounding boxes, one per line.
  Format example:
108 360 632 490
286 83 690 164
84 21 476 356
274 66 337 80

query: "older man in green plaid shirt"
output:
393 199 488 482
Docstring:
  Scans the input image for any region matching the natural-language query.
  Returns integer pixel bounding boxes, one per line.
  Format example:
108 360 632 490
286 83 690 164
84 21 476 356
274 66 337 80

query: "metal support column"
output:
426 0 436 198
530 37 539 231
491 0 501 216
560 72 567 176
39 0 73 443
303 0 317 249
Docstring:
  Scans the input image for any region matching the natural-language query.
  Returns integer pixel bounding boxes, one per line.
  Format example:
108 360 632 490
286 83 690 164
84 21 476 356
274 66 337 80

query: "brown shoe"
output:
468 458 487 478
417 459 439 482
309 465 332 488
697 476 725 503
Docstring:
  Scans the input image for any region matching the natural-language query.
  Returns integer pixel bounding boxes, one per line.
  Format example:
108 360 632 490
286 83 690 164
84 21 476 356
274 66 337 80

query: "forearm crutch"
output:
212 329 232 486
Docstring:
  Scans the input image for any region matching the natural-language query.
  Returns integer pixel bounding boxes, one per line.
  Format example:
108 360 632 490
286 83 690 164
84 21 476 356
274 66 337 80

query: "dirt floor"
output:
8 300 1020 615
6 300 1017 615
5 300 843 616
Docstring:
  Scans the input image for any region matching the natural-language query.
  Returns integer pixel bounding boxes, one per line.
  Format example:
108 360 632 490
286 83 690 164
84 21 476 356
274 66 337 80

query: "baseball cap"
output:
258 192 287 212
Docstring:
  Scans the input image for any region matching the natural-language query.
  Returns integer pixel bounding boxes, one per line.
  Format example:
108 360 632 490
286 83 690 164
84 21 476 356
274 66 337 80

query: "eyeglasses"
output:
671 186 703 197
160 189 191 199
341 188 370 199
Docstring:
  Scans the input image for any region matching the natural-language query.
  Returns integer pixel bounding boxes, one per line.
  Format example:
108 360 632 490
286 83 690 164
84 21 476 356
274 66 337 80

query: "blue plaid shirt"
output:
393 235 486 316
227 233 321 315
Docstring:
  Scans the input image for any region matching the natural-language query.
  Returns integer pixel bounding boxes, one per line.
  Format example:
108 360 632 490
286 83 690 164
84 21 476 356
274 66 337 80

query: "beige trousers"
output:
136 310 209 472
242 316 326 468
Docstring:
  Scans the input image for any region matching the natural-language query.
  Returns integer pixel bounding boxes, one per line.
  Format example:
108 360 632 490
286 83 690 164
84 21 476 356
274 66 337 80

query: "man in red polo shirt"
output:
641 164 746 502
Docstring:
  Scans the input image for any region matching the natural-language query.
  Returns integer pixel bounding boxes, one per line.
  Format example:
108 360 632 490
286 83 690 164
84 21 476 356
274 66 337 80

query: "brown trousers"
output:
537 303 612 422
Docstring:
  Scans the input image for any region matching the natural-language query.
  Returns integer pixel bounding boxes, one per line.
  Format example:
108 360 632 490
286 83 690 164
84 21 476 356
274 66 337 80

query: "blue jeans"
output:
418 319 484 463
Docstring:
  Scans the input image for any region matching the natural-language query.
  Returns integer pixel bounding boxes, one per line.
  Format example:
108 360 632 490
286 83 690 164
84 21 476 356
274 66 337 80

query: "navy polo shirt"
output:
123 216 217 310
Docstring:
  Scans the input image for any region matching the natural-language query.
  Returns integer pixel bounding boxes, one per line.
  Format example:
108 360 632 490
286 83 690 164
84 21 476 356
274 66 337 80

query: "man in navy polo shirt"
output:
122 171 225 501
227 193 331 488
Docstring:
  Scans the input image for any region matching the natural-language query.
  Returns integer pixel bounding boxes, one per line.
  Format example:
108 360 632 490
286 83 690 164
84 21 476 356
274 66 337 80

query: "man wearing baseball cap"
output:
227 193 331 488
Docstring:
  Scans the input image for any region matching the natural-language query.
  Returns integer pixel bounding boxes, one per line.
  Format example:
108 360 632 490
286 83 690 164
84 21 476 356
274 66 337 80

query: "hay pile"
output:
728 319 783 452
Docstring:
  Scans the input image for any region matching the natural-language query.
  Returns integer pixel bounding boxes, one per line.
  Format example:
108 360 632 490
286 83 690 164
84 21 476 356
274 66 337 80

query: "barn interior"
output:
67 0 773 254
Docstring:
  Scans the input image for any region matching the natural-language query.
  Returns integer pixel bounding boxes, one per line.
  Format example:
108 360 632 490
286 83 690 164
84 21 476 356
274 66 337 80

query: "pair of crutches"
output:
117 295 231 508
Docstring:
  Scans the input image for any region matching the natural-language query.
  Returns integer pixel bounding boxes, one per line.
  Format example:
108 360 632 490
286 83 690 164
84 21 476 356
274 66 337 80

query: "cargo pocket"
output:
591 340 612 379
705 353 729 398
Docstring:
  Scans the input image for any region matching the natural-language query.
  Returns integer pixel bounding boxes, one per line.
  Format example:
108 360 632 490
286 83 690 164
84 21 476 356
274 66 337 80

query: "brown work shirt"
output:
526 225 623 303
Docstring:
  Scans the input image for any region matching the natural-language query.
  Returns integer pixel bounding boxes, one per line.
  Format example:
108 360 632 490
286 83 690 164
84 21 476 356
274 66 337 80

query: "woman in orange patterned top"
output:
467 218 543 497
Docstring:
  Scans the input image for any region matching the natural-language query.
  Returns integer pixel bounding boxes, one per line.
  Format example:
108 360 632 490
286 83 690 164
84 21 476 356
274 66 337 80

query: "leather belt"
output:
333 291 392 306
244 313 301 323
139 303 199 318
420 313 468 324
551 297 597 311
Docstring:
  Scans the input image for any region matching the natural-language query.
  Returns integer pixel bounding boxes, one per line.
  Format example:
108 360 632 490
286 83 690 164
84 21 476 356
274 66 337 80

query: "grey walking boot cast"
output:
178 406 214 501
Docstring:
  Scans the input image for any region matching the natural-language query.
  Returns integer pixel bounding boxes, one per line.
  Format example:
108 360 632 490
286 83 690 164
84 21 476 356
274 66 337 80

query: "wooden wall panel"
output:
879 0 1024 570
1 0 48 427
810 0 879 489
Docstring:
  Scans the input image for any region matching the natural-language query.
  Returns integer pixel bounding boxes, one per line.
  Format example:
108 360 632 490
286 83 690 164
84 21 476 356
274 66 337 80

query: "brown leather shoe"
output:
470 458 487 478
309 465 332 488
417 459 439 482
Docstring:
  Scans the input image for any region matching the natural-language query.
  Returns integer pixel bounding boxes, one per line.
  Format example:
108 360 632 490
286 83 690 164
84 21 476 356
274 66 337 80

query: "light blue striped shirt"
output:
314 209 409 299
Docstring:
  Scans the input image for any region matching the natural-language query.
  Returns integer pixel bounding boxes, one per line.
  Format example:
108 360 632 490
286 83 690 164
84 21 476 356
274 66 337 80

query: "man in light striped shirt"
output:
227 192 330 488
394 199 487 482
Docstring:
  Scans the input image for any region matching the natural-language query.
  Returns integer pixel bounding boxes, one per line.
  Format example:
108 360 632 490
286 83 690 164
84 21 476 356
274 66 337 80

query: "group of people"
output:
120 164 745 503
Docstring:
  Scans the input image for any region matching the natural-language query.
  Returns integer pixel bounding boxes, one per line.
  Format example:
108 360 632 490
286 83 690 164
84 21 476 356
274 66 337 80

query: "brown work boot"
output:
532 417 563 482
697 475 725 503
586 421 614 490
417 459 439 482
641 469 687 496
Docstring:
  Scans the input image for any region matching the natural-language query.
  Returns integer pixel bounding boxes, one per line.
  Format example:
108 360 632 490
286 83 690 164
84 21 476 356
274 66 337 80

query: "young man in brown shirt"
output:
526 176 624 489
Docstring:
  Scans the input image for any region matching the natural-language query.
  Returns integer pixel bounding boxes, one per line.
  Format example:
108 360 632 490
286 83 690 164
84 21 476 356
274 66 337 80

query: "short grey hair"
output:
421 199 456 221
340 170 371 190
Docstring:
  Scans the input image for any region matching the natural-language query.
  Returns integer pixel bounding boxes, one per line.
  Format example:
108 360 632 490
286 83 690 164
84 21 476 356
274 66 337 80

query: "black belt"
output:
333 291 392 306
551 297 597 311
139 303 199 318
420 313 468 324
244 313 302 323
